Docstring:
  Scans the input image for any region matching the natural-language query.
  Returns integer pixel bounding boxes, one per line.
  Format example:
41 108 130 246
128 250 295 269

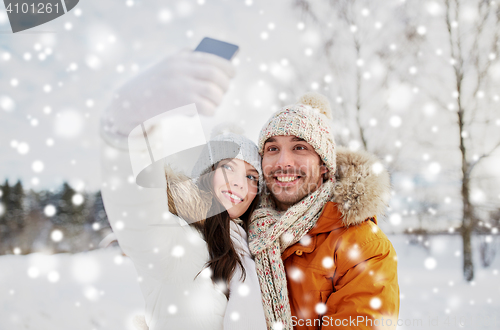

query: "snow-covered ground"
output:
394 235 500 330
1 235 499 330
0 248 144 330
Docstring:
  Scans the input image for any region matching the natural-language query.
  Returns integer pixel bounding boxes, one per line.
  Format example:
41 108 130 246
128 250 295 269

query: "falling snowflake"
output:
348 245 360 259
114 255 124 265
299 235 311 246
83 285 99 301
370 297 382 309
27 267 40 278
0 95 15 112
31 161 44 173
51 229 63 242
43 204 56 218
237 284 250 297
288 266 304 282
72 193 84 206
389 116 402 128
390 213 402 226
171 245 185 258
371 162 384 175
168 305 178 314
17 142 30 155
115 220 124 230
417 26 427 35
428 162 441 175
315 303 327 314
424 257 437 270
322 257 334 268
272 321 284 330
48 271 60 283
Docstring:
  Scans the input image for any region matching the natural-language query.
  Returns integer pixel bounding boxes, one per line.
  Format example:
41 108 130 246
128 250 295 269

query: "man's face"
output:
262 135 327 211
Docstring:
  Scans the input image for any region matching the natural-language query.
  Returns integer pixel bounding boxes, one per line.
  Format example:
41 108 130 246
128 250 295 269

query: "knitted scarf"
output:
248 179 335 330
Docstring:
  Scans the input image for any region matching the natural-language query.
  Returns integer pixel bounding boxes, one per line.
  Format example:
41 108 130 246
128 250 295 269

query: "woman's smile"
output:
221 190 244 203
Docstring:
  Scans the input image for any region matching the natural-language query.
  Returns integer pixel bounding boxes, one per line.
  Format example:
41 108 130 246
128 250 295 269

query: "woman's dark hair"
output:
191 162 260 298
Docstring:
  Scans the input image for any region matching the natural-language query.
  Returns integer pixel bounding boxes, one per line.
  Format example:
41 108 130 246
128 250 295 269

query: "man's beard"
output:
264 168 323 209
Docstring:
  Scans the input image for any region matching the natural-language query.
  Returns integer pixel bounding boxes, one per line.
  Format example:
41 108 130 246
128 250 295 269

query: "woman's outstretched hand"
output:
101 49 236 140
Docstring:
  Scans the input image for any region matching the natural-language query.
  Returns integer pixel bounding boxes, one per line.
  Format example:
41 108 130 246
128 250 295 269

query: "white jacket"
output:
100 126 266 330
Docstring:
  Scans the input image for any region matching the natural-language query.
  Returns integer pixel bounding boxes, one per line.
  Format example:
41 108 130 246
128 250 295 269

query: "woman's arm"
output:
99 48 236 329
101 123 229 330
100 125 209 283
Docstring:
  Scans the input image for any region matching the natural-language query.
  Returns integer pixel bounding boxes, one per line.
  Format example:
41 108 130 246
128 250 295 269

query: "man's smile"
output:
274 175 302 186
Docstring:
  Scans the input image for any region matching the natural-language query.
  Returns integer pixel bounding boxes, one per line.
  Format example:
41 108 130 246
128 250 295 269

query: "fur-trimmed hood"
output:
332 146 391 227
164 165 212 224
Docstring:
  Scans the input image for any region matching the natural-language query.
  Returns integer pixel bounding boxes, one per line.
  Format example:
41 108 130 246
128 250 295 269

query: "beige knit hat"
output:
258 92 336 177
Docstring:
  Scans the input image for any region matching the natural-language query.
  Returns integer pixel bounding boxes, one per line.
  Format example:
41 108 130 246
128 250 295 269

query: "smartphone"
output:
194 37 239 60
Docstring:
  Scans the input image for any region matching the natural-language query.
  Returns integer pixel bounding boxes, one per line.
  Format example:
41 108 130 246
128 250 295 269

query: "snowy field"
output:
1 235 499 330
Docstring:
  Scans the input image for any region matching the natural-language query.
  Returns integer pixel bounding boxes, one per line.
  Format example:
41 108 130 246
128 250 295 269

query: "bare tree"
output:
288 0 424 158
421 0 500 281
287 0 500 281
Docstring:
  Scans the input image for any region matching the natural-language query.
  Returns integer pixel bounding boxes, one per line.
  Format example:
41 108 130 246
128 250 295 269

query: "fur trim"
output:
165 165 212 223
333 147 391 227
132 315 148 330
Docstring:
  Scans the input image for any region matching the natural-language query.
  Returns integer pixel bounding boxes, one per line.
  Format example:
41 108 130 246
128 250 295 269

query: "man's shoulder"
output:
311 213 394 257
338 220 392 250
331 220 396 271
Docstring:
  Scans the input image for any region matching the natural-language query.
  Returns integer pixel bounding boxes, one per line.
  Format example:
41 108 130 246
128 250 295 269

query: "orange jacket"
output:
282 201 399 330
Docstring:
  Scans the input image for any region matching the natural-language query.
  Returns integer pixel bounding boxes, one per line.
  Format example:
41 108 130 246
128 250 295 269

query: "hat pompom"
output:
298 92 332 120
210 122 245 138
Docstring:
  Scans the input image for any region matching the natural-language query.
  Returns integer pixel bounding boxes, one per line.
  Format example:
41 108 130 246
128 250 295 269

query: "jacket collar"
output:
281 202 379 260
281 202 343 260
308 202 345 235
309 202 378 236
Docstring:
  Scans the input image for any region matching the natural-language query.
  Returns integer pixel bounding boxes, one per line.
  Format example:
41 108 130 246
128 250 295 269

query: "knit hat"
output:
258 92 336 177
192 124 262 187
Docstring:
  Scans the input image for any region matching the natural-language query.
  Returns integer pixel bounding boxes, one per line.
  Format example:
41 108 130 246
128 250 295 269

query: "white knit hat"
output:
258 92 336 177
192 125 262 187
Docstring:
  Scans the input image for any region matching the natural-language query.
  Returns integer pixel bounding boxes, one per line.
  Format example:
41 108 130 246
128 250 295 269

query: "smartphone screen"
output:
194 37 239 60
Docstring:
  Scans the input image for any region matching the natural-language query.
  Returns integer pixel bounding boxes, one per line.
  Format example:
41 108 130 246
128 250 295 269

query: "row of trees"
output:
0 179 111 255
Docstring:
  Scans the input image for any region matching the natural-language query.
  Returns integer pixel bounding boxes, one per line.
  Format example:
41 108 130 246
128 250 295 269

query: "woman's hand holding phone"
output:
101 41 237 141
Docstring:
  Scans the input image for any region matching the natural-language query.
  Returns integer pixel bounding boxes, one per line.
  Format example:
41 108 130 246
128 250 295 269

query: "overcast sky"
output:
0 0 305 192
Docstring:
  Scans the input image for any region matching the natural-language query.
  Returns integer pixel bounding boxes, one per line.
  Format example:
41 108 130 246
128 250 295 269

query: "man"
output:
248 92 399 330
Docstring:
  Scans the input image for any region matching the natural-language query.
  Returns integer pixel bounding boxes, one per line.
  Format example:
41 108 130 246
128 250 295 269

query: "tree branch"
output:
467 139 500 177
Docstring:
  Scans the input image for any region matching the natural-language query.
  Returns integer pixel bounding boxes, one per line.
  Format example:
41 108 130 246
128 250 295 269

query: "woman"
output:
101 126 266 330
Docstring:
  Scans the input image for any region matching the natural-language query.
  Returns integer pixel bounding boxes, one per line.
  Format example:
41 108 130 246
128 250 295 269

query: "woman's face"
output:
212 158 259 220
